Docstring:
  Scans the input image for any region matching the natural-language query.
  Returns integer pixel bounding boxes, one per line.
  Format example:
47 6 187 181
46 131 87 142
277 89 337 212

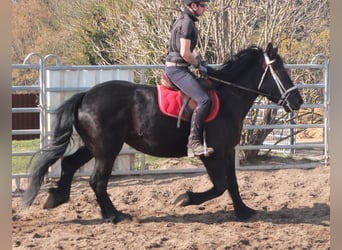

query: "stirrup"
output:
187 129 214 157
187 145 214 157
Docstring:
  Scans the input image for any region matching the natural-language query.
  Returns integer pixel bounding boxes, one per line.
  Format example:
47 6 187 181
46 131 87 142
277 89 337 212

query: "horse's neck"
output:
227 69 261 119
238 90 258 121
215 52 264 119
242 93 258 120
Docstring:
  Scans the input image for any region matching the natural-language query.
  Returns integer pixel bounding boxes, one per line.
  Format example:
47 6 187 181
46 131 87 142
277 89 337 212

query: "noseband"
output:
258 53 298 111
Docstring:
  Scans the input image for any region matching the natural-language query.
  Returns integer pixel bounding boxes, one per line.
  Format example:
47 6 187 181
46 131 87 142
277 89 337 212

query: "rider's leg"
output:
187 100 214 157
165 66 214 157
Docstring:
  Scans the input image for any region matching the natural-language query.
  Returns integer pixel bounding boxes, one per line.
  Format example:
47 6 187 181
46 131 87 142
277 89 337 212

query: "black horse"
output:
24 43 303 223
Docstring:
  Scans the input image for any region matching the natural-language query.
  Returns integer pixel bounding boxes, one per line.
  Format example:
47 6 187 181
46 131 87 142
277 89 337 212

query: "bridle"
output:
258 53 298 109
207 52 298 111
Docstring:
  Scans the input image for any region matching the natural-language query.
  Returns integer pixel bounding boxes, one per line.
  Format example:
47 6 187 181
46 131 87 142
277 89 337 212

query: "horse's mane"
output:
212 45 263 80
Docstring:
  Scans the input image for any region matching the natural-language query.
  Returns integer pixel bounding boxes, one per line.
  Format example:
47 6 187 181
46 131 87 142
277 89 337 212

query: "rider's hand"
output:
198 61 208 78
201 60 209 68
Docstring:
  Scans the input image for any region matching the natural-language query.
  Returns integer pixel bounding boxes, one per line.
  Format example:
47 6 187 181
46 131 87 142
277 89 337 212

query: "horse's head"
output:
257 43 303 112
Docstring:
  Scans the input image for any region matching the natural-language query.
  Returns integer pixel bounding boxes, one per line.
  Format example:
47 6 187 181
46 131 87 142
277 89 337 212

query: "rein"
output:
207 75 275 98
208 53 298 111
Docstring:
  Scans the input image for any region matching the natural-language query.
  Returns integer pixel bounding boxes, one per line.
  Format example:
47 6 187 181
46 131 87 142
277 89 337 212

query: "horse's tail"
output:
23 92 86 206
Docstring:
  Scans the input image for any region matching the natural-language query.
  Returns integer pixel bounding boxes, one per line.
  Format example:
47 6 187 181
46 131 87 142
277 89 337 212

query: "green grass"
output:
12 139 201 174
12 139 40 174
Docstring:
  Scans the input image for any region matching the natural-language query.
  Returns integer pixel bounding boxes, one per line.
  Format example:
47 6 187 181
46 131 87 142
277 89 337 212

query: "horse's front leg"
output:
175 157 227 206
90 156 131 223
225 155 256 220
175 156 256 220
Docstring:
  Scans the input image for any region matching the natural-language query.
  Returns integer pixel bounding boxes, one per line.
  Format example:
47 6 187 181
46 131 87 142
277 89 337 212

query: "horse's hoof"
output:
43 188 69 209
174 193 190 206
104 212 132 224
235 207 257 220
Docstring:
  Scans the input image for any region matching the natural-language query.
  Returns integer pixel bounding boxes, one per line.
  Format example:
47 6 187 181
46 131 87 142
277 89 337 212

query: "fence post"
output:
323 60 330 164
311 54 330 164
138 68 147 173
289 112 296 155
42 54 62 145
23 53 45 150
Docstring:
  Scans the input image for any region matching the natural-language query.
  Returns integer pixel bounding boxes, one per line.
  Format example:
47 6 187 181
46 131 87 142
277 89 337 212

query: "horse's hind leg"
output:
90 153 132 223
44 146 93 209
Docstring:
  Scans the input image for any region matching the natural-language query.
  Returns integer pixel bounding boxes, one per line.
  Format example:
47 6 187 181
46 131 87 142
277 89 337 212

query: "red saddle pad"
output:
157 84 219 123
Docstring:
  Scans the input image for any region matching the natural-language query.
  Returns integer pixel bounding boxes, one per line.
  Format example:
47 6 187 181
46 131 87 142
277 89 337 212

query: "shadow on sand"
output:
61 202 329 226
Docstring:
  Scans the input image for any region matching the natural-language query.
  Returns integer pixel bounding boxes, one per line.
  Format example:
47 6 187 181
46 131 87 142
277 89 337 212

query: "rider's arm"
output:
180 38 200 67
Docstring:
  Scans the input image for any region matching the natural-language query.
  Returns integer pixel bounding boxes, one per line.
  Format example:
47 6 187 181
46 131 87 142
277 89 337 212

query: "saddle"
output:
157 71 220 127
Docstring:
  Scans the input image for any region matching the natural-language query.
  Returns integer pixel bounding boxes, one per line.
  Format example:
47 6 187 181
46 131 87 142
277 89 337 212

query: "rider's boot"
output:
187 106 214 157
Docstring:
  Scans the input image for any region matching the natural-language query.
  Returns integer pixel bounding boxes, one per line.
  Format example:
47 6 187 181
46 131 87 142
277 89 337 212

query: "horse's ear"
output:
266 43 278 58
273 47 279 55
266 43 273 55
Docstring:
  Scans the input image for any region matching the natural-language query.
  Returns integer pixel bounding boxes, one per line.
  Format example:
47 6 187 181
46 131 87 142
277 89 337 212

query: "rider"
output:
165 0 214 157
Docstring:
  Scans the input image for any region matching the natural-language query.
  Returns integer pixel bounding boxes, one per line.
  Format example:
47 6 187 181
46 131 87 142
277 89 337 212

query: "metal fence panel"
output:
12 54 330 192
45 67 135 176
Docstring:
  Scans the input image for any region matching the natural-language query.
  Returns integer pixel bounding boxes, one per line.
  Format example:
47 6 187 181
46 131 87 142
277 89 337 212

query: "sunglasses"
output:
198 3 208 8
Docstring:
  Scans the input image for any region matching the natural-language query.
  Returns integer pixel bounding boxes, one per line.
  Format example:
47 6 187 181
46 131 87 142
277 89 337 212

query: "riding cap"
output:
184 0 210 6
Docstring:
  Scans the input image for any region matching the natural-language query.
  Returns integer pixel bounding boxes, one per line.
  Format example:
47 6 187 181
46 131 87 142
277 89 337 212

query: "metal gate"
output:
12 53 330 191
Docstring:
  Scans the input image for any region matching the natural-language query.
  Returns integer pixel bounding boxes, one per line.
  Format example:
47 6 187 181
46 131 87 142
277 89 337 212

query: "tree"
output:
198 0 329 160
